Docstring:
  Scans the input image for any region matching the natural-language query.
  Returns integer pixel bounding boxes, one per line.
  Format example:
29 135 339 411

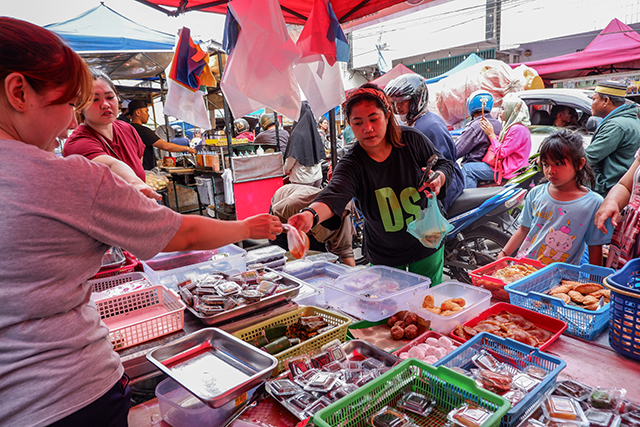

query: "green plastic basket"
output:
233 306 352 375
314 358 510 427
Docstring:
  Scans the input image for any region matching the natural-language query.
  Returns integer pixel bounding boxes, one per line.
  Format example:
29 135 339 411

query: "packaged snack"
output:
286 356 311 378
448 404 493 427
283 224 310 259
512 373 541 393
257 280 278 296
326 345 348 362
258 270 282 282
343 361 361 370
523 365 549 380
294 368 320 387
310 351 333 369
200 294 226 306
585 409 617 427
478 369 512 393
287 392 316 412
215 281 241 297
396 391 436 416
305 397 332 417
303 371 339 393
198 304 223 316
342 369 367 384
472 350 503 372
322 361 343 373
589 387 626 410
241 270 260 285
554 380 592 401
542 395 588 426
370 406 412 427
621 410 640 427
239 289 263 303
267 379 301 397
328 383 358 401
516 419 546 427
501 389 526 406
361 357 385 370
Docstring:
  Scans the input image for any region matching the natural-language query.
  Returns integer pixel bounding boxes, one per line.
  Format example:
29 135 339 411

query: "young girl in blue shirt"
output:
498 130 612 266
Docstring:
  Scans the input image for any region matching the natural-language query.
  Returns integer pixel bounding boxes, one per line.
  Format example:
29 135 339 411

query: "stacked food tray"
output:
470 257 544 301
504 263 614 340
435 332 566 427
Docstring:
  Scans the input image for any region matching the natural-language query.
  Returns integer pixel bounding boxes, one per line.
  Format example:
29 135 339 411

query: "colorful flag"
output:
164 27 214 130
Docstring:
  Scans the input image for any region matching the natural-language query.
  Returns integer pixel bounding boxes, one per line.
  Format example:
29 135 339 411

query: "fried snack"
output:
387 314 400 327
492 264 539 284
404 324 419 339
403 311 418 325
584 302 600 311
588 289 610 302
549 284 572 295
446 298 466 308
393 321 406 329
554 293 571 304
441 300 462 311
424 306 442 315
572 282 603 295
568 290 585 304
422 294 435 308
391 325 405 340
582 295 599 306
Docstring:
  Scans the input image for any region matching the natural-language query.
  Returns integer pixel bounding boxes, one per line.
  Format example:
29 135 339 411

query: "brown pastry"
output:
441 310 455 316
446 297 466 307
549 284 572 295
390 325 405 340
568 290 585 304
441 300 462 311
584 302 600 311
572 282 603 295
589 289 610 302
553 293 571 304
582 295 599 306
422 295 435 308
393 321 406 329
404 324 419 339
424 306 442 315
403 311 418 325
387 314 399 327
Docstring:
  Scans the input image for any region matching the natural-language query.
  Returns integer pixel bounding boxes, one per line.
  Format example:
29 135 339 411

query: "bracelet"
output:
499 249 506 256
300 207 319 228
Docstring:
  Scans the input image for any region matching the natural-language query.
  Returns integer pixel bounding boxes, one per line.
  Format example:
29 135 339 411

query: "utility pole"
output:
485 0 502 49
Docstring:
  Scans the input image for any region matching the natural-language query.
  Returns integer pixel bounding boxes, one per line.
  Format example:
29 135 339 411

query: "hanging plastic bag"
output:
283 224 310 259
407 192 454 248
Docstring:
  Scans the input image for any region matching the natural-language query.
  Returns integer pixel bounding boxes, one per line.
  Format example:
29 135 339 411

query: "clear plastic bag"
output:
407 192 454 248
283 224 310 259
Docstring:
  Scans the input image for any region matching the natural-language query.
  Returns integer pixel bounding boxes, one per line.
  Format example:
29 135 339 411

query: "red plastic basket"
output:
90 251 140 281
469 257 544 301
449 302 567 351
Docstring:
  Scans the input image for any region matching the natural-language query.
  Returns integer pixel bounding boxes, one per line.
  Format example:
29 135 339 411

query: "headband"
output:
345 86 393 113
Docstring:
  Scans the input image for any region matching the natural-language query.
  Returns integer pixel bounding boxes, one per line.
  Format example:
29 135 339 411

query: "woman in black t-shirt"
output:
289 83 453 285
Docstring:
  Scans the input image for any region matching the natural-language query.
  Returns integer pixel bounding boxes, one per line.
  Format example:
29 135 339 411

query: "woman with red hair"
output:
0 18 281 427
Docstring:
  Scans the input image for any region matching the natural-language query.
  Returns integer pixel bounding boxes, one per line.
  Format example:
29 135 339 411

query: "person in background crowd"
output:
233 118 255 142
255 112 289 154
384 74 464 211
63 70 158 199
462 93 532 188
586 80 640 196
456 90 502 166
270 184 356 266
0 17 283 427
284 102 325 188
127 99 196 171
171 126 190 147
116 99 130 123
317 115 331 155
499 131 611 266
550 105 574 128
190 128 203 148
289 83 454 285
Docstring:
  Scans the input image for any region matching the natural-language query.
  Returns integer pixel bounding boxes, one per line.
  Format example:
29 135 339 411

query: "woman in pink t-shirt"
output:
462 93 532 188
63 70 158 199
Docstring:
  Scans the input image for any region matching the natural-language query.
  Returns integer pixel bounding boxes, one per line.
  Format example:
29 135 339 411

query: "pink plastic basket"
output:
88 272 153 293
95 285 185 351
89 251 140 281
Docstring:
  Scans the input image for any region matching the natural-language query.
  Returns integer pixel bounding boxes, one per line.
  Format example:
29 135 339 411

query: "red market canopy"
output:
513 18 640 81
135 0 414 25
368 63 417 89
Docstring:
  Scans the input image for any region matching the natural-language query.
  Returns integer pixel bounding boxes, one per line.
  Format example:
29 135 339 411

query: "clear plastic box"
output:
323 266 431 321
245 245 286 265
156 377 256 427
141 244 246 290
407 281 492 334
287 261 352 307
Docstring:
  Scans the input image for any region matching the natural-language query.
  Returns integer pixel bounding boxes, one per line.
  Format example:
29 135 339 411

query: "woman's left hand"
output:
479 117 496 140
422 171 445 198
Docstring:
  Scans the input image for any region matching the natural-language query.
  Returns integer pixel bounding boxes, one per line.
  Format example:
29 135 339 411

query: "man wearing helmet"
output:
255 112 290 154
456 90 502 165
385 74 464 211
128 99 197 170
171 126 190 147
234 118 255 142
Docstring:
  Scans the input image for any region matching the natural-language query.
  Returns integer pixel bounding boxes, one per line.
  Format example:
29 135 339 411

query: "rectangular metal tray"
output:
146 327 278 408
184 268 302 327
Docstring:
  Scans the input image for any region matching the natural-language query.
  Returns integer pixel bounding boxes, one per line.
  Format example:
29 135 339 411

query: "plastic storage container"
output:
142 244 247 290
603 259 640 361
246 245 287 266
233 306 352 375
323 266 431 321
313 359 510 427
156 377 257 427
449 302 567 351
407 281 492 334
287 261 351 307
470 257 545 301
96 285 185 350
504 263 614 340
435 332 567 427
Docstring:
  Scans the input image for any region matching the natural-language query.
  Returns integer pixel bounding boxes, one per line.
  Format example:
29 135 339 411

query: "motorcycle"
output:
443 184 528 283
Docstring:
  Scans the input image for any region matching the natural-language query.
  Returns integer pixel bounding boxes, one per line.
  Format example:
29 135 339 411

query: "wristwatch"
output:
300 207 319 228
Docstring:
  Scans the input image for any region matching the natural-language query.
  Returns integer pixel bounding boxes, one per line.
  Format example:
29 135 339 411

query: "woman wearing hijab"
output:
462 93 532 188
284 102 325 188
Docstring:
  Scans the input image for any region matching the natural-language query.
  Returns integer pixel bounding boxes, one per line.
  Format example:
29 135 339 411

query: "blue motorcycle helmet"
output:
467 90 493 116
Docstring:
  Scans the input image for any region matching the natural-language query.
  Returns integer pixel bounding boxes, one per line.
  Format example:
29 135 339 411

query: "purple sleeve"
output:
455 121 485 158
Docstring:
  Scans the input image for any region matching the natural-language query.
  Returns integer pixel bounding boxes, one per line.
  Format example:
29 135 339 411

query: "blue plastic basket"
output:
603 259 640 361
435 332 566 427
503 263 614 340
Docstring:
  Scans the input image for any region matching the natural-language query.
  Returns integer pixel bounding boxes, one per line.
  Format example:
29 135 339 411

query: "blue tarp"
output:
44 4 175 79
424 53 485 84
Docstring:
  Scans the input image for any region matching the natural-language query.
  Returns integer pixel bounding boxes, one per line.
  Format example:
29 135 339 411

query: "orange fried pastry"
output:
549 284 572 295
553 293 571 304
422 294 435 308
568 290 585 304
571 282 603 295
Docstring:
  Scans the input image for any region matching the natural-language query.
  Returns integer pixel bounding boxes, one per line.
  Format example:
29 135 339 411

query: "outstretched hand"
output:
243 214 283 240
594 201 619 234
288 211 314 233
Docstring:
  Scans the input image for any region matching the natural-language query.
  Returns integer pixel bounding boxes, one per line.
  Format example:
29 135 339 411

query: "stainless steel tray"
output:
146 327 277 408
185 268 302 327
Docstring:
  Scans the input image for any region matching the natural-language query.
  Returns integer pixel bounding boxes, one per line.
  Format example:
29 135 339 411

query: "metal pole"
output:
329 108 337 172
274 111 280 152
217 51 234 173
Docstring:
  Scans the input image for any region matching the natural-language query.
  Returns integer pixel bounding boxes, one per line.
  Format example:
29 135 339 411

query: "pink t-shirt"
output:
64 120 146 181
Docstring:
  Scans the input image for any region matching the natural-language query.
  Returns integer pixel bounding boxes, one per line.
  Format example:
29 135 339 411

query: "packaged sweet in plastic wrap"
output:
407 192 453 249
448 404 493 427
396 391 436 417
370 405 414 427
283 224 310 259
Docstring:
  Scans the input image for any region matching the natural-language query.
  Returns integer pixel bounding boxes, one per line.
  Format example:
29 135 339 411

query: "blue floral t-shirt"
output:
517 183 612 265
